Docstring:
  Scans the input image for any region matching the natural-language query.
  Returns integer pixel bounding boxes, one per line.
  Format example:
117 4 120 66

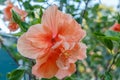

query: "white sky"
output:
0 0 119 33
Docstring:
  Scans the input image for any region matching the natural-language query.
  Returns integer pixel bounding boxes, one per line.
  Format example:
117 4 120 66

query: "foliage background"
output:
0 0 120 80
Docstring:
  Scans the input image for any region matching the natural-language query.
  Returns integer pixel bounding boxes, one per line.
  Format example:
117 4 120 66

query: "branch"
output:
82 0 90 19
17 0 22 9
107 52 120 72
77 1 81 10
1 43 19 66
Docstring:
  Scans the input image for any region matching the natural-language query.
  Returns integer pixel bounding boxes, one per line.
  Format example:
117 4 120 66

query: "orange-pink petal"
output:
25 24 52 49
55 63 76 79
3 1 13 21
110 23 120 32
8 22 19 31
17 33 45 59
32 50 59 78
42 5 58 38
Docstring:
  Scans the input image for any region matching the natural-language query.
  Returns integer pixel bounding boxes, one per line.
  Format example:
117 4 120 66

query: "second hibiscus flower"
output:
17 5 87 79
3 0 27 31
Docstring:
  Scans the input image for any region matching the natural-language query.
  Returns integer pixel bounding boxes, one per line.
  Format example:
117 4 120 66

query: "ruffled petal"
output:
25 24 52 49
68 43 87 63
3 1 13 21
55 63 76 79
17 33 45 59
32 50 59 78
42 5 58 38
56 54 70 70
58 13 86 42
77 43 87 60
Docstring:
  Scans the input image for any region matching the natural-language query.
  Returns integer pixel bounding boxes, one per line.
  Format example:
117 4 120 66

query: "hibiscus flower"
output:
3 0 27 31
110 23 120 32
17 5 87 79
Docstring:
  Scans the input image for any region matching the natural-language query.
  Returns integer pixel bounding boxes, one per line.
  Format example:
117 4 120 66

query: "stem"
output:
101 52 120 80
81 0 90 19
17 0 22 9
77 1 81 9
75 61 80 79
29 59 36 80
1 43 19 66
107 52 120 72
59 0 63 11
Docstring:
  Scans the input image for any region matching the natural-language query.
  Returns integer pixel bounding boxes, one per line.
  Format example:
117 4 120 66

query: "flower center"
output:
64 52 69 58
51 38 56 45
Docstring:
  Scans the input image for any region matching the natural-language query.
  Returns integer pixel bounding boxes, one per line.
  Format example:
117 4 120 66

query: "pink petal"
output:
17 33 45 59
42 5 58 38
32 50 59 78
55 63 76 79
58 12 86 42
68 43 87 63
77 43 87 60
25 24 52 49
56 54 70 70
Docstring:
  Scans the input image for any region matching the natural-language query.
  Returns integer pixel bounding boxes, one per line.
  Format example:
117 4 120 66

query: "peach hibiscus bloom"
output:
110 23 120 32
3 0 27 31
17 5 87 79
8 22 19 31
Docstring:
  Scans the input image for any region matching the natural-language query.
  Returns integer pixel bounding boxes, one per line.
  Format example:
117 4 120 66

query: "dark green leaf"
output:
64 76 73 80
12 10 21 24
105 30 120 37
7 69 25 80
39 7 43 19
103 39 113 50
19 22 29 32
94 32 105 36
101 16 108 21
23 1 33 10
104 72 112 80
41 77 58 80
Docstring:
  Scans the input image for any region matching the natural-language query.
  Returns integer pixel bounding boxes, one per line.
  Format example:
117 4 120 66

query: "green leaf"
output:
41 77 58 80
103 38 113 50
101 16 108 21
13 32 24 36
104 72 112 80
7 69 25 80
39 7 43 19
23 1 33 10
19 22 30 32
64 76 73 80
105 30 120 37
103 36 120 41
75 0 80 2
94 32 105 36
31 18 41 25
12 10 21 24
